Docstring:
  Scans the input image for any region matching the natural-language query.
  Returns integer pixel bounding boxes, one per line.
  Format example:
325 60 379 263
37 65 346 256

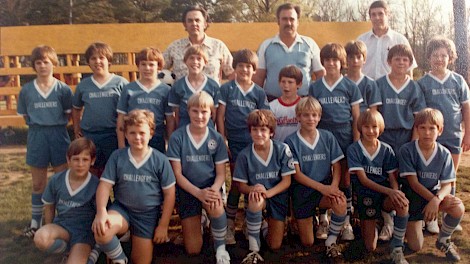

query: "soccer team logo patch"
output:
208 139 217 150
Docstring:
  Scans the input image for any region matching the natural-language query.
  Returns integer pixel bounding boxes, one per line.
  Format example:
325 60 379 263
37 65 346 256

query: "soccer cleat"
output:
316 221 329 240
341 224 355 241
112 257 128 264
326 243 342 261
241 251 264 264
216 249 231 264
391 247 408 264
378 224 393 241
454 223 462 232
119 230 131 242
425 220 439 234
436 239 461 262
22 226 37 239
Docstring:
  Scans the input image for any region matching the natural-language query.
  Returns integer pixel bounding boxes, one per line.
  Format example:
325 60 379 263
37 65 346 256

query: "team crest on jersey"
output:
288 158 295 170
363 197 373 206
208 139 217 150
366 208 376 217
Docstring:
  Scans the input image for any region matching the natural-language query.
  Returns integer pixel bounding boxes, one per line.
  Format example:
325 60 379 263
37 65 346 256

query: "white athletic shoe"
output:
341 224 355 241
216 249 231 264
316 221 329 240
426 219 439 234
379 224 393 241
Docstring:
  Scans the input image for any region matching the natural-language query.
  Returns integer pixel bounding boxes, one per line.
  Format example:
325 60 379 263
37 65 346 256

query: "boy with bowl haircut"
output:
399 108 464 262
344 40 382 112
233 109 294 264
34 138 99 264
167 91 230 263
169 46 220 129
116 47 174 153
72 42 129 176
93 109 176 264
347 109 409 263
285 96 347 261
17 45 72 237
217 49 270 244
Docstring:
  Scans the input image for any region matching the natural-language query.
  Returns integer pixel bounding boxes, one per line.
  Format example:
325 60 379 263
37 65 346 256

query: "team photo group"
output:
16 1 469 264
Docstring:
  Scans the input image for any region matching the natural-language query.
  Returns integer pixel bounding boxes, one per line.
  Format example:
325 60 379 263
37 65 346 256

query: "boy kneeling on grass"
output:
399 108 464 262
34 138 99 264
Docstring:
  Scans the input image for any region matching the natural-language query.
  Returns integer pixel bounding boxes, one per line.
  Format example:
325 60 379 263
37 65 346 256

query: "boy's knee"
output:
33 230 49 250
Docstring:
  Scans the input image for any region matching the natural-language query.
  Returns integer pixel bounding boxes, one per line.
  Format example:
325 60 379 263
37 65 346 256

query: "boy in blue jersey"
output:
376 44 426 240
418 36 470 233
285 97 347 261
345 40 382 112
167 91 230 263
216 49 270 244
347 110 409 264
399 108 464 262
308 43 363 241
116 47 175 153
233 109 294 264
17 45 72 237
72 42 129 177
34 138 99 263
269 65 301 142
169 46 220 129
92 109 176 264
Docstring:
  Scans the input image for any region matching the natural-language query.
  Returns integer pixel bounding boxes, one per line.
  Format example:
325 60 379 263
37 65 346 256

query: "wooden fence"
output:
0 22 369 127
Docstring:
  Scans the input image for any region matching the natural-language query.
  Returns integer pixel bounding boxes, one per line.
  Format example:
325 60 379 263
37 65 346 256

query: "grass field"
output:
0 146 469 263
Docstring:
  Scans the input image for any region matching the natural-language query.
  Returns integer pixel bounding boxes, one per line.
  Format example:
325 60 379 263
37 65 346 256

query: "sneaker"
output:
261 219 269 240
216 249 231 264
426 220 439 234
316 221 329 240
112 258 128 264
119 230 131 242
326 243 342 259
378 224 393 241
241 251 264 264
22 226 37 239
391 247 408 264
454 223 462 232
436 239 461 261
341 224 355 241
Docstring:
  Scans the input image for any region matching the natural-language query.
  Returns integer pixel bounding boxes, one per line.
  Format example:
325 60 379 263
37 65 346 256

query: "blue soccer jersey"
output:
347 140 398 184
72 74 128 132
101 147 176 212
17 79 72 126
166 126 229 188
418 72 470 140
233 140 295 189
117 80 173 138
308 76 363 127
168 75 220 128
399 140 455 191
354 75 382 112
42 170 99 221
219 80 270 143
285 129 344 183
376 75 426 130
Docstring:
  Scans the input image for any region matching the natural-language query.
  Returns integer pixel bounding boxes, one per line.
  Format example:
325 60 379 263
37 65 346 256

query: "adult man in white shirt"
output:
357 0 417 80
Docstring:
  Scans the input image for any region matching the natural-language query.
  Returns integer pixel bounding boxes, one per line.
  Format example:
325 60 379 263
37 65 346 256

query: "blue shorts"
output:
265 191 289 221
54 216 94 247
402 183 437 222
228 140 251 164
320 124 352 155
109 201 161 239
380 129 412 154
176 185 211 220
149 134 166 154
291 180 328 219
82 129 118 169
356 181 389 220
438 137 462 154
26 125 70 168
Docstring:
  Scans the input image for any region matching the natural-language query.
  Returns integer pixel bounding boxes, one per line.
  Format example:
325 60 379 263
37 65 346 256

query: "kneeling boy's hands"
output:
153 225 169 244
249 184 267 201
321 185 344 199
389 189 409 209
92 212 111 236
423 198 440 221
199 188 221 206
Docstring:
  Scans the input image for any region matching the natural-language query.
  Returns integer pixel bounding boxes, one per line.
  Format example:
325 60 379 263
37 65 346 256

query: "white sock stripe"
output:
107 245 124 259
211 226 227 233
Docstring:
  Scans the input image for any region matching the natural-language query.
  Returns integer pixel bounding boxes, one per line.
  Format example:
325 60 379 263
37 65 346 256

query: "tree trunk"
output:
453 0 469 81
